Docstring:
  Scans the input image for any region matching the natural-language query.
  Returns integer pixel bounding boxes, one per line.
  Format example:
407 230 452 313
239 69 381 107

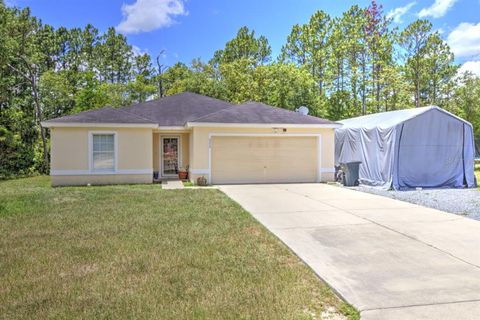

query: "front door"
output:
162 137 179 176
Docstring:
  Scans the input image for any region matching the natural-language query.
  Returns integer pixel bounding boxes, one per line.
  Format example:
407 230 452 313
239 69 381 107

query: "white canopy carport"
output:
335 106 476 190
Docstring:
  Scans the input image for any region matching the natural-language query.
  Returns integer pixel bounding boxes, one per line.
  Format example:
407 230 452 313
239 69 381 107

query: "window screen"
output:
92 134 115 170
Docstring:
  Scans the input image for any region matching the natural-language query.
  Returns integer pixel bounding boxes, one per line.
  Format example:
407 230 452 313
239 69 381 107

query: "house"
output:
335 106 476 190
42 92 340 186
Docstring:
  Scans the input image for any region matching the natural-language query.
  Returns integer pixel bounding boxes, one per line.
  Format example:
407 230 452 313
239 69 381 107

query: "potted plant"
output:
178 165 189 180
197 175 208 186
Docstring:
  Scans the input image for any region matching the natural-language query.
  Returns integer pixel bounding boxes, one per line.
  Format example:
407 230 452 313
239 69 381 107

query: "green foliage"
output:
73 71 110 112
161 62 193 94
220 61 319 110
168 1 461 123
327 90 356 121
128 75 157 103
211 26 271 66
39 70 75 118
399 20 457 108
280 10 332 96
423 34 457 106
255 64 320 114
1 0 478 177
447 73 480 151
96 27 133 83
0 4 162 176
166 59 227 99
0 125 35 179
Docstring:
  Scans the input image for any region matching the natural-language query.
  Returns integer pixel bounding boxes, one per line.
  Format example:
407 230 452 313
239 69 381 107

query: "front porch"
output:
152 131 191 182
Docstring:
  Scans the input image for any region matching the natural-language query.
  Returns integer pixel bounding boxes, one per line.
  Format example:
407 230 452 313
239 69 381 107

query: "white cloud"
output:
5 0 17 6
132 45 150 56
116 0 187 34
447 22 480 58
418 0 457 18
458 61 480 77
387 2 416 24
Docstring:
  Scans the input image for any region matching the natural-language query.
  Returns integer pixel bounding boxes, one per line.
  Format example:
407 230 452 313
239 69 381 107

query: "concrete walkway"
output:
161 180 184 189
220 183 480 320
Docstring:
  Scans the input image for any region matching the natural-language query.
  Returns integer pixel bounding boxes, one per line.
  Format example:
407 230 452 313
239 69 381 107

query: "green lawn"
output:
0 176 357 320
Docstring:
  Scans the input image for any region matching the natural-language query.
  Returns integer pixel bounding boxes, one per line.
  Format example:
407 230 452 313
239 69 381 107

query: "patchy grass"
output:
0 176 357 320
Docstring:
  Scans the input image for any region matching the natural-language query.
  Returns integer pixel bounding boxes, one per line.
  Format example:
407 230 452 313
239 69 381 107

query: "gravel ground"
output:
352 186 480 221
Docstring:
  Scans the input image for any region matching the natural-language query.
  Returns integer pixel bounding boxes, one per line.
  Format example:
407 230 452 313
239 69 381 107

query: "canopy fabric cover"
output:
335 106 476 190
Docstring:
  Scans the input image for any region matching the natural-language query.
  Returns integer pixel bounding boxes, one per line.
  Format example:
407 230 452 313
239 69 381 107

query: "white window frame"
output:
88 131 118 173
160 135 182 177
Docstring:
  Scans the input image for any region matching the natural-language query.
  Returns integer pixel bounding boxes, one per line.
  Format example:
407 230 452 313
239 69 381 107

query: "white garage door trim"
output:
207 133 322 184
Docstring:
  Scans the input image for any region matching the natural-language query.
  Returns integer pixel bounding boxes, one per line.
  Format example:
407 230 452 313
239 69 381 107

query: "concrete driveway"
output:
220 183 480 320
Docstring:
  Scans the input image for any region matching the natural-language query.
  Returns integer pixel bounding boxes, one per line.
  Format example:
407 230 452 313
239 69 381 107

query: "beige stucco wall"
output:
50 127 153 186
152 132 190 174
153 133 159 172
49 125 335 186
50 127 90 170
189 126 336 183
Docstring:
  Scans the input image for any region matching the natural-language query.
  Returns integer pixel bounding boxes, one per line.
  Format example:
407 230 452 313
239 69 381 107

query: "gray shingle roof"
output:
121 92 233 126
43 107 155 124
44 92 337 127
189 101 337 125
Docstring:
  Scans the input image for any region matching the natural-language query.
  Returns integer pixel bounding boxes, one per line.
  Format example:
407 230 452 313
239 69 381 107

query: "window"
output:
91 133 116 171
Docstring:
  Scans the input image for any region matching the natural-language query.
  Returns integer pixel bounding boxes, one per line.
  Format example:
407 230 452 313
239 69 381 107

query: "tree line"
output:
1 0 479 178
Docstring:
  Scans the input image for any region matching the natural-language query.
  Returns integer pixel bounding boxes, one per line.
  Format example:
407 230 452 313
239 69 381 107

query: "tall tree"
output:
400 20 458 108
161 62 192 95
328 6 368 117
211 26 271 66
423 34 457 106
81 24 99 71
3 7 50 172
155 50 169 98
399 20 432 108
281 10 332 97
0 2 36 177
449 72 480 151
342 6 369 115
96 27 133 83
129 53 156 103
364 0 395 112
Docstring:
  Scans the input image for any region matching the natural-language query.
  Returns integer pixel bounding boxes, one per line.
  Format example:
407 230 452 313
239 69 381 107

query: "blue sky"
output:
6 0 480 75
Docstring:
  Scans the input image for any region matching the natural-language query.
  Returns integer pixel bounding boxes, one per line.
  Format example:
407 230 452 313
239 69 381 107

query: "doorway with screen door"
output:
161 136 180 177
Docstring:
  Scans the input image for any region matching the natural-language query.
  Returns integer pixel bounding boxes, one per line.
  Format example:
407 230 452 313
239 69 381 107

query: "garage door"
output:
211 136 318 184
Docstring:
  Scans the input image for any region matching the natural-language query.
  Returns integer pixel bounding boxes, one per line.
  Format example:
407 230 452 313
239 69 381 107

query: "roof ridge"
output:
123 92 233 109
424 105 473 127
238 101 336 123
189 100 337 125
188 104 238 123
399 106 436 124
339 106 473 129
115 107 157 123
182 91 238 104
190 98 320 123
